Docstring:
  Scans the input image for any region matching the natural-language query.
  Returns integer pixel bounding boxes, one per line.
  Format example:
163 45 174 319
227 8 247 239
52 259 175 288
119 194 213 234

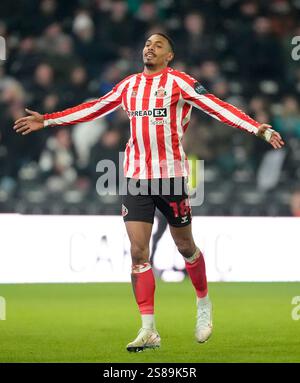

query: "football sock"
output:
131 263 156 327
184 247 208 298
197 295 210 306
141 314 156 330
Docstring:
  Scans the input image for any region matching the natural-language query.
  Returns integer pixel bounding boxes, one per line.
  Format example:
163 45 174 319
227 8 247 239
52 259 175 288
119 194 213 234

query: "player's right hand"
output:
13 109 44 135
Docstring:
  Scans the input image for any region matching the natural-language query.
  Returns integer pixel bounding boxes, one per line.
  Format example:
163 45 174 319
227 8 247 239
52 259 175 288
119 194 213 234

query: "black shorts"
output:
121 177 192 227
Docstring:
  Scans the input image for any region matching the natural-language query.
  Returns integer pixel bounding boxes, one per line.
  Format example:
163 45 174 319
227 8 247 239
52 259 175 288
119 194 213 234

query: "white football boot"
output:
126 328 161 352
195 296 213 343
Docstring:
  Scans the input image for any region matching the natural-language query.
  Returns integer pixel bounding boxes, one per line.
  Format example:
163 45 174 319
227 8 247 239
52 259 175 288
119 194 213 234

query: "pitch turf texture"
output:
0 281 299 363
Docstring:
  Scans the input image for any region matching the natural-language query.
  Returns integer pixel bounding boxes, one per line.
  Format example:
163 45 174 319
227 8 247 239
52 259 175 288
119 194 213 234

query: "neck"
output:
143 64 168 75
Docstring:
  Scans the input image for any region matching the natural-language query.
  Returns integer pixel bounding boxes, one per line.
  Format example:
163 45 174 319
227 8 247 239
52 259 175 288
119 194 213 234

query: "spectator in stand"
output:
39 128 78 192
99 0 134 55
27 63 57 112
132 0 160 39
177 12 215 64
273 96 300 139
73 11 117 76
88 127 123 187
8 37 42 87
0 78 43 177
235 16 285 94
61 65 93 108
45 34 80 83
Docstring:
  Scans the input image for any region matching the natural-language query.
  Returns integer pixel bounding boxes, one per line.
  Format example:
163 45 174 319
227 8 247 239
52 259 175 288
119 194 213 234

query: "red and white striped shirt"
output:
44 66 260 179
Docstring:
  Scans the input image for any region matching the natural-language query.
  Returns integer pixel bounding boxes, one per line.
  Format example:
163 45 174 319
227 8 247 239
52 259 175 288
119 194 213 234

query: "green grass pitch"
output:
0 281 299 362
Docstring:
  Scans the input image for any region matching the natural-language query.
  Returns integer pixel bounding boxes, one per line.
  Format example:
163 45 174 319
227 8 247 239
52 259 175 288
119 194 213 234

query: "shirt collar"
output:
142 66 169 79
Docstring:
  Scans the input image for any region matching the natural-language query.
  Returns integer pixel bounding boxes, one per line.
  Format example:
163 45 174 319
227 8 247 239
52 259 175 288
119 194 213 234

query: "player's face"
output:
143 35 173 68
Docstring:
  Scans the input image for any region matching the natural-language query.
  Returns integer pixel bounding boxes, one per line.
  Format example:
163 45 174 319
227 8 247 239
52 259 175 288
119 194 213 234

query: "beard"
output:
144 61 155 68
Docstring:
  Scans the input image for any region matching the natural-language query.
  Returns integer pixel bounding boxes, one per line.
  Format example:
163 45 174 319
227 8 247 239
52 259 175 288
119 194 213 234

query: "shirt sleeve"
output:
43 77 131 127
174 72 260 135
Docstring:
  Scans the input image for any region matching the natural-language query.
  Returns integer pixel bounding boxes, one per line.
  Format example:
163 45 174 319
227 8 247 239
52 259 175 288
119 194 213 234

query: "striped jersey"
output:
43 66 260 179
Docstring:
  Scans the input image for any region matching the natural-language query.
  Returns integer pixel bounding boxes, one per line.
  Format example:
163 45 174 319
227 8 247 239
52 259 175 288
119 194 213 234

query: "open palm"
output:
257 123 285 149
13 109 44 135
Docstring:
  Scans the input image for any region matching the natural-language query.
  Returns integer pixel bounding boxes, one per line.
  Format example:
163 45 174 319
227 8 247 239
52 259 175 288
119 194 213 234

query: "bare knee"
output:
174 237 196 258
130 243 149 265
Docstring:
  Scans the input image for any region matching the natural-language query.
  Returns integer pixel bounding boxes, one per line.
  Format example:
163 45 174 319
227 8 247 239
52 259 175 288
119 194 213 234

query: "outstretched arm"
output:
174 72 285 149
13 75 132 135
14 108 44 135
255 123 284 149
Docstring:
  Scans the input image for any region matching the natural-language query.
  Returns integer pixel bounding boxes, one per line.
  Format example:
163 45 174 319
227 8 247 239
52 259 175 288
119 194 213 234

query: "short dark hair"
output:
151 32 175 54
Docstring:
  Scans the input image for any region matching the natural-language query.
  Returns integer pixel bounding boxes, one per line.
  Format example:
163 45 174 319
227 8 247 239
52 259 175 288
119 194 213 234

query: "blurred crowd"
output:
0 0 300 215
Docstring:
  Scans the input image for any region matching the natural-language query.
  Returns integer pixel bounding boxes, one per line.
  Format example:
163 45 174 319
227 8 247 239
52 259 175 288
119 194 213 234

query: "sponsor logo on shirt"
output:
150 118 168 125
153 108 167 117
127 108 167 117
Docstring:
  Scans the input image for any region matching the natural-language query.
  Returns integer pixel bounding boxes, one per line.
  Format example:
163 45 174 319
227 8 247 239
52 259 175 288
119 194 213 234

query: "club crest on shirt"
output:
154 87 167 98
131 90 137 97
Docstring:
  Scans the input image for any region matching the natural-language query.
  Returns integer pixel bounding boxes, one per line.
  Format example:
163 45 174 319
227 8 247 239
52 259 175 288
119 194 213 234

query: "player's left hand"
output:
256 124 285 149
